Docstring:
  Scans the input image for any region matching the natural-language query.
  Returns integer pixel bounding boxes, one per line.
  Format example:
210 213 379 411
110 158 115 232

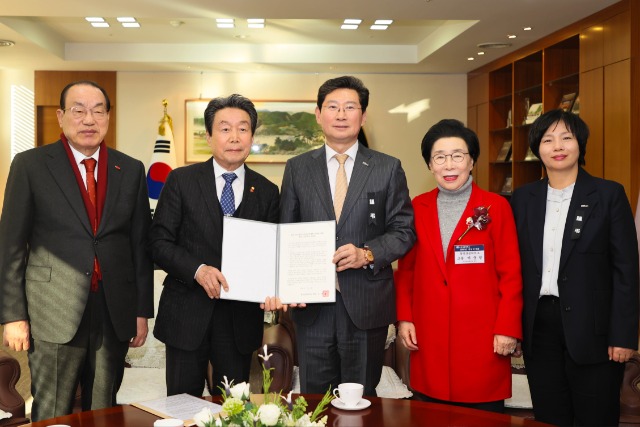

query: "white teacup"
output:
333 382 364 408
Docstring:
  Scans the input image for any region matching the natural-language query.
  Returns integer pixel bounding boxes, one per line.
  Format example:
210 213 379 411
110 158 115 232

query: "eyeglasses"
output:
63 106 108 120
431 152 468 165
323 104 362 114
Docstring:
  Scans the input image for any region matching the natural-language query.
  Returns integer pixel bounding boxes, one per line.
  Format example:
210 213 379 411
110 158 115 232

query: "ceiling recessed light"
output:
85 17 105 23
507 34 517 39
122 22 140 28
477 51 485 55
91 22 110 28
523 27 532 31
0 40 15 47
467 57 475 61
341 24 358 30
117 17 136 23
374 19 393 25
370 25 388 30
344 19 362 25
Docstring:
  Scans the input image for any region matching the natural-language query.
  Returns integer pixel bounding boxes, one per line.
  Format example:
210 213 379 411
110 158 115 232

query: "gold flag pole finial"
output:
159 99 173 136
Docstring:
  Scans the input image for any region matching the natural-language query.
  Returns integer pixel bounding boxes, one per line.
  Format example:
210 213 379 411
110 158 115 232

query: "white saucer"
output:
331 398 371 411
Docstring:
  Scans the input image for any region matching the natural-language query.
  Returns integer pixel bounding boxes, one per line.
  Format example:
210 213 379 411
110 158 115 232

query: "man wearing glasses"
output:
0 81 153 421
280 76 415 396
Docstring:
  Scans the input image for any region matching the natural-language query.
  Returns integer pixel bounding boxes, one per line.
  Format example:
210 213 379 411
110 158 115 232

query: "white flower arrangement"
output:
193 345 333 427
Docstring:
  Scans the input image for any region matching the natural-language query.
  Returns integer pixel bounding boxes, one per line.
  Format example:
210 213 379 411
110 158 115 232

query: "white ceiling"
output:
0 0 618 74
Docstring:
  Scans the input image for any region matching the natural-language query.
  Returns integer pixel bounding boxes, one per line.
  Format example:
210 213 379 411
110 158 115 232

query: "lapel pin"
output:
362 161 369 166
580 204 588 208
115 165 121 170
250 186 255 193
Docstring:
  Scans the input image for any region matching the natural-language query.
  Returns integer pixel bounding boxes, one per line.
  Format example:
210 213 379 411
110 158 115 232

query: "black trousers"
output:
165 300 253 397
295 292 388 397
524 296 625 427
28 286 129 421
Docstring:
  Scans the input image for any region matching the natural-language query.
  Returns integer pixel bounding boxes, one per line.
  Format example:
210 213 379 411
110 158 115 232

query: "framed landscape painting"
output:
185 99 324 164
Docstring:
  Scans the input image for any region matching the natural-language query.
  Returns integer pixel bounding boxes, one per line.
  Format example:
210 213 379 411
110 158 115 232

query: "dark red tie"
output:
82 158 101 292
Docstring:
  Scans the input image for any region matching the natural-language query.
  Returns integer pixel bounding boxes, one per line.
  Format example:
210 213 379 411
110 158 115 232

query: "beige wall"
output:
0 70 468 211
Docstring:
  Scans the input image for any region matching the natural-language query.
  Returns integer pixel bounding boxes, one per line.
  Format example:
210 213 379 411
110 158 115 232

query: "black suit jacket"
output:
150 159 279 354
0 141 154 343
511 168 639 364
280 144 415 330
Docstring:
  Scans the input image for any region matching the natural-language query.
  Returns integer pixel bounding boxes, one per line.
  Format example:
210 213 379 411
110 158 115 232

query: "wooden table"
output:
24 395 552 426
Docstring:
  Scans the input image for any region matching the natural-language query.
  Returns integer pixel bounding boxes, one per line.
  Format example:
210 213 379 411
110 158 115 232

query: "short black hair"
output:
421 119 480 169
204 94 258 135
528 109 588 166
317 76 369 112
60 80 111 111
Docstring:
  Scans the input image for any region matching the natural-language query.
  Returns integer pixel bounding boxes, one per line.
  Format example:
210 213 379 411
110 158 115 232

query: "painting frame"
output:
184 99 324 164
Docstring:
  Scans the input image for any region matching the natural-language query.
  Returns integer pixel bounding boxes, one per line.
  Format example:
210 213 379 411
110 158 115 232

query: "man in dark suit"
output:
280 76 415 396
511 109 639 426
0 81 154 421
150 94 280 397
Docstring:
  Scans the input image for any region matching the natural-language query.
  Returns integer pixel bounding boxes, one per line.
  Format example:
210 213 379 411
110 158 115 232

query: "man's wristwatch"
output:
362 247 374 267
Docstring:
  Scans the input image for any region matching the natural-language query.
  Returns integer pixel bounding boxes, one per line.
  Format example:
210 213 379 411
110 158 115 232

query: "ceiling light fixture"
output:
247 18 265 29
85 17 105 23
344 19 362 25
477 42 512 49
217 18 235 29
467 57 475 61
92 22 110 28
0 40 15 47
374 20 393 25
341 24 358 30
507 34 517 39
370 25 388 30
117 17 136 23
523 27 532 31
122 22 141 28
477 51 485 55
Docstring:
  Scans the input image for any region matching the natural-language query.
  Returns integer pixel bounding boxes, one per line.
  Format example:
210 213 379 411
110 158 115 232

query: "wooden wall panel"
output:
467 73 489 107
579 68 603 178
34 71 117 149
579 25 604 72
603 59 631 199
603 10 631 66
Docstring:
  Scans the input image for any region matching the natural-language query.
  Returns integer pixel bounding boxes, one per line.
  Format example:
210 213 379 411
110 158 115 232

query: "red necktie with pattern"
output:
82 158 101 292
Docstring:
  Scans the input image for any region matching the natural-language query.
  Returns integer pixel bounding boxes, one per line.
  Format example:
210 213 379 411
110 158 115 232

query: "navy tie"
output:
220 173 237 216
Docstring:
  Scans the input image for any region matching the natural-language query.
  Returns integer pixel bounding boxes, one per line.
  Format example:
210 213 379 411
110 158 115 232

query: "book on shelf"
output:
496 140 512 162
525 103 543 124
501 177 513 194
571 95 580 115
506 109 512 128
524 147 538 161
558 92 577 112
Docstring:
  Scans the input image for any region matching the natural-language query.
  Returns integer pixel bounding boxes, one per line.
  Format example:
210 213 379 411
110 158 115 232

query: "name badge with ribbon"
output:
367 192 377 225
454 244 485 264
571 209 586 240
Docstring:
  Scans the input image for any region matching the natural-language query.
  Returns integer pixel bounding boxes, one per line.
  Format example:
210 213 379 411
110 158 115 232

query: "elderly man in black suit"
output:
150 94 281 397
0 80 154 421
280 76 416 396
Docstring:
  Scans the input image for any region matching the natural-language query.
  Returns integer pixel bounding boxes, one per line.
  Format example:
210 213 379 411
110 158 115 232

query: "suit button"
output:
336 236 339 241
94 240 99 245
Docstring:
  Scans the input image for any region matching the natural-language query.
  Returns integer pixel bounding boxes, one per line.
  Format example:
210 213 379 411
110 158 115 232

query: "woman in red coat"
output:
396 119 523 413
